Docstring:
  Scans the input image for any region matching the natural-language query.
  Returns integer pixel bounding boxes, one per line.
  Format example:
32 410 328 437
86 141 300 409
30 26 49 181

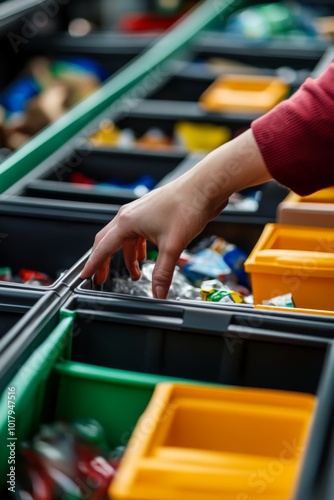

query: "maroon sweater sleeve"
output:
251 62 334 196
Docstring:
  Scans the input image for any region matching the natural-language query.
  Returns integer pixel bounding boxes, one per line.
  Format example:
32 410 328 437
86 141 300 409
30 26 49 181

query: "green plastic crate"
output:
0 311 206 492
55 361 180 449
0 317 73 462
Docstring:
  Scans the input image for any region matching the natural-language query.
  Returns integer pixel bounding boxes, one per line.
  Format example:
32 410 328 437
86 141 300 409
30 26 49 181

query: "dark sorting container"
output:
0 28 150 159
2 27 330 197
2 146 199 205
0 286 62 395
59 294 334 391
0 201 114 291
146 34 330 102
2 28 329 220
0 108 289 229
0 286 43 343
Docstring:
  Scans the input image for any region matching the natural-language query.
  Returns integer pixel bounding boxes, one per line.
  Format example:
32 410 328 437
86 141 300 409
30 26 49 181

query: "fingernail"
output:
154 286 166 299
93 275 103 287
131 263 141 281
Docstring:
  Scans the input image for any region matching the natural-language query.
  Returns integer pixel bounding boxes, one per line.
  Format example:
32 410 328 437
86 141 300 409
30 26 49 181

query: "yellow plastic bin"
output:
199 74 289 114
255 304 334 317
174 121 231 152
110 382 316 500
244 223 334 311
278 187 334 228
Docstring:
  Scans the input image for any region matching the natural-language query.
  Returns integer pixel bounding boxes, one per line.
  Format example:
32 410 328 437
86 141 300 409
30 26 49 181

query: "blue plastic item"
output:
222 244 249 287
52 57 110 82
97 174 157 196
0 77 40 114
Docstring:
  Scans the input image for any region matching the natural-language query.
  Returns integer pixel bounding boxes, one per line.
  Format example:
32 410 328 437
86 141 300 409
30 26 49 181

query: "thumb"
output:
152 246 181 299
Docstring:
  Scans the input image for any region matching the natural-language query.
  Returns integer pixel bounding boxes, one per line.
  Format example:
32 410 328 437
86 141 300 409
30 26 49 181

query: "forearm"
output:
175 128 272 220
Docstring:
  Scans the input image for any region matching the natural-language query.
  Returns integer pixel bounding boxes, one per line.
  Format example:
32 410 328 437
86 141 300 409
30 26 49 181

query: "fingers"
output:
80 223 122 281
80 225 147 284
137 237 147 262
93 256 112 285
123 239 142 280
152 244 182 299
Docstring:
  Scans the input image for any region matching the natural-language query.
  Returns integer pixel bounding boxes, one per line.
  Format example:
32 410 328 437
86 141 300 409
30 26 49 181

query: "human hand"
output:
80 129 271 298
80 170 227 299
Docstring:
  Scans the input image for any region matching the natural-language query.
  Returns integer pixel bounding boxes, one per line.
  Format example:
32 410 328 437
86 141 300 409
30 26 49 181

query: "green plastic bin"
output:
0 311 205 493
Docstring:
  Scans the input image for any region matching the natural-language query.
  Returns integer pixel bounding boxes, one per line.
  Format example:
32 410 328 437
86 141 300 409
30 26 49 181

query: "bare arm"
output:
80 128 271 298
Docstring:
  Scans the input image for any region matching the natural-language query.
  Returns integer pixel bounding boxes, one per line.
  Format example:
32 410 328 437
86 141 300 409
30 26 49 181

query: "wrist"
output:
184 128 272 219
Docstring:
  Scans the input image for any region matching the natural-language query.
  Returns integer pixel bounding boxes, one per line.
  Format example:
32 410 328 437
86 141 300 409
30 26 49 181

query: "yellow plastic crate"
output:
278 187 334 228
244 223 334 311
174 121 231 152
110 382 316 500
199 74 289 113
255 304 334 317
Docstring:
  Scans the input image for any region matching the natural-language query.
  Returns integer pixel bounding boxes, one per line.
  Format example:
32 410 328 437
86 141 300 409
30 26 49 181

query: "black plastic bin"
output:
1 102 289 221
91 98 263 142
0 287 42 343
146 35 330 102
60 294 334 393
0 32 149 89
3 147 199 205
0 29 148 161
0 286 62 392
0 202 115 291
